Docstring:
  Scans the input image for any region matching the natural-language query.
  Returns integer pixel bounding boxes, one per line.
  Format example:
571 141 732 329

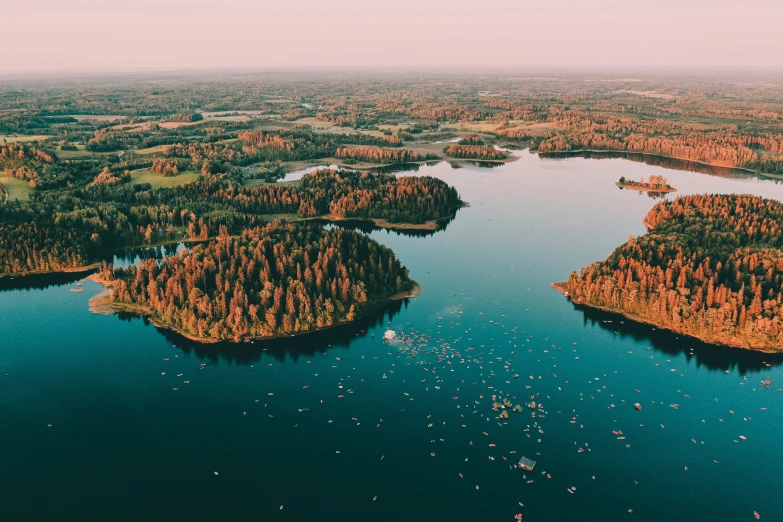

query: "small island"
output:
616 175 676 193
90 222 420 342
554 194 783 352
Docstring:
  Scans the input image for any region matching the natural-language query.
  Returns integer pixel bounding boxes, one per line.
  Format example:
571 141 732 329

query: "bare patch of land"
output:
129 169 200 188
70 115 126 122
133 145 171 155
0 134 48 143
619 90 675 99
158 121 206 129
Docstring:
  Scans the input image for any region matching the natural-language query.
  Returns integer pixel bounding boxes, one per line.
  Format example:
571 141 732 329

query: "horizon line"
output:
2 64 783 80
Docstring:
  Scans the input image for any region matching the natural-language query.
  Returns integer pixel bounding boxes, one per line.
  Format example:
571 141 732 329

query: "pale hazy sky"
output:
3 0 782 73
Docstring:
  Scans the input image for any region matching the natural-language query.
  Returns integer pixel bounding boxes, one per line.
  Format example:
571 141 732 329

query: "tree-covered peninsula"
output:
557 194 783 351
0 169 461 278
100 222 417 342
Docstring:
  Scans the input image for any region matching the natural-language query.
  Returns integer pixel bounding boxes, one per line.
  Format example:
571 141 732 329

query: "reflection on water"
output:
616 185 669 199
313 215 455 237
540 150 763 180
573 302 783 373
112 242 203 269
0 270 92 293
117 297 409 365
447 160 506 169
367 161 441 174
277 163 341 182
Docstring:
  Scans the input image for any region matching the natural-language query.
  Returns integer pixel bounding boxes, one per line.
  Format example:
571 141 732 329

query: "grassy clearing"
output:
358 124 410 138
292 117 338 130
70 115 125 122
1 177 33 201
56 144 115 160
200 110 266 118
0 134 48 143
134 145 171 155
159 121 205 129
206 115 252 122
511 122 555 135
242 178 271 189
108 122 152 132
129 169 200 188
440 122 500 133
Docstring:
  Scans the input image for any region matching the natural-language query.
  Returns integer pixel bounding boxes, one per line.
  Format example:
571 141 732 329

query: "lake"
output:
1 150 782 521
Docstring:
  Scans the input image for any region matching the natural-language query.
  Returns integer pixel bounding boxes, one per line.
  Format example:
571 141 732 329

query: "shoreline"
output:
536 149 767 176
0 207 465 282
88 273 422 344
551 281 782 353
313 202 466 231
615 182 676 193
0 263 100 281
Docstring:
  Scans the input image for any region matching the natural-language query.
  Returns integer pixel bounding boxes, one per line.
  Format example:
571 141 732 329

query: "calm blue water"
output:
1 151 782 521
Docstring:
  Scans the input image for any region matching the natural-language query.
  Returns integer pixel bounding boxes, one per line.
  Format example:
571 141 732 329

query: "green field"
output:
56 144 115 160
0 135 48 144
69 115 125 122
129 169 200 188
1 177 33 201
134 145 171 155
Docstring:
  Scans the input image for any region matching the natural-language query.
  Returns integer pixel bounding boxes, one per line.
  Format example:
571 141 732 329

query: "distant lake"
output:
2 150 782 521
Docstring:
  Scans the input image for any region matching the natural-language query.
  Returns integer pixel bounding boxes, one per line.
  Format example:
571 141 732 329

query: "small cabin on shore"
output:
517 457 536 471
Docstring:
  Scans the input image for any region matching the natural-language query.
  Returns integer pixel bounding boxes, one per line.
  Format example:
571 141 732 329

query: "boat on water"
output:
633 403 642 411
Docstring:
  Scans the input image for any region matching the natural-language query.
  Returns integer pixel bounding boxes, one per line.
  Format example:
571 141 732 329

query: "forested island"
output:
616 175 676 193
92 222 418 342
555 194 783 351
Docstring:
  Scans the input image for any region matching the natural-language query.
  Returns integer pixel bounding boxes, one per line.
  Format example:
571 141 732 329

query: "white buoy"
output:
384 330 396 341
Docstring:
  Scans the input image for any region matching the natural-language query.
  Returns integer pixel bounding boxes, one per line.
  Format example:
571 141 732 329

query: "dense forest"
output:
108 222 416 341
561 194 783 350
0 169 461 278
534 112 783 173
298 169 462 223
4 71 783 342
458 135 485 145
443 144 507 160
334 147 438 164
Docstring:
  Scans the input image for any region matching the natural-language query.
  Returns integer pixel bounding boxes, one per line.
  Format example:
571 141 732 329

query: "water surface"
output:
2 151 782 521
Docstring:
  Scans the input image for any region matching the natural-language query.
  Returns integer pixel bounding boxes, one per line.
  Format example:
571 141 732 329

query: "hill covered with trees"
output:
559 194 783 350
